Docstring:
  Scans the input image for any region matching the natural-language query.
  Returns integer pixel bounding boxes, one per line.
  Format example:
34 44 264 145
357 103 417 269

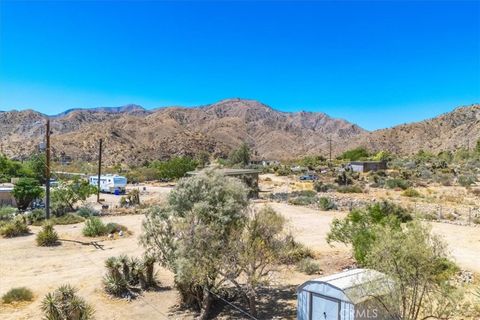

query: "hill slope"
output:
0 99 478 165
0 99 364 165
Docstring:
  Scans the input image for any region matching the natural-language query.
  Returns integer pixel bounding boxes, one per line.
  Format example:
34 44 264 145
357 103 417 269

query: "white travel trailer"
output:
297 269 392 320
89 174 127 194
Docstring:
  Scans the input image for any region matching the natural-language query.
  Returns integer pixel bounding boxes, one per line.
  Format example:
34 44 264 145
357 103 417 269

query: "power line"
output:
206 288 259 320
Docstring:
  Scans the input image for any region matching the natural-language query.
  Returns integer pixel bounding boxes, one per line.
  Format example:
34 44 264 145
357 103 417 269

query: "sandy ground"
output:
1 183 479 319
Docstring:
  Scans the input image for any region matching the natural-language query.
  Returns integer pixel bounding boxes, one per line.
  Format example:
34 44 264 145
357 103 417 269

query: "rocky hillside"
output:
0 99 364 165
347 104 480 155
0 99 478 165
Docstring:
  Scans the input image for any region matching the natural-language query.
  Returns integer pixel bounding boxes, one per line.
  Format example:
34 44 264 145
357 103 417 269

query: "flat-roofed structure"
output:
0 184 16 207
348 161 387 173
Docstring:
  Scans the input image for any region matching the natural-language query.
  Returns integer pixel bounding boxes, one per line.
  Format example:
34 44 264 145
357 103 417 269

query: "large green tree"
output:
228 143 251 167
142 170 249 319
51 178 97 216
363 222 461 319
12 178 44 210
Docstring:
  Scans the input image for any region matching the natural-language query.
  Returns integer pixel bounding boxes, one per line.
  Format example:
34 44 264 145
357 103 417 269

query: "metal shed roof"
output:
299 268 392 304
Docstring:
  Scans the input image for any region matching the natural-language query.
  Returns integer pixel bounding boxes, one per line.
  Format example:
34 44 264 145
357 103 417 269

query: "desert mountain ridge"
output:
0 98 479 165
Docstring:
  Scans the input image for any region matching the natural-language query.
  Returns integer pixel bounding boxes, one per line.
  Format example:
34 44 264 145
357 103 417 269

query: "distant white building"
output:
297 268 392 320
89 174 127 194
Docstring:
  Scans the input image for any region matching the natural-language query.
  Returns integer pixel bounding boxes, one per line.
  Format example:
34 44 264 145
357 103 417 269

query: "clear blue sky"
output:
0 1 479 130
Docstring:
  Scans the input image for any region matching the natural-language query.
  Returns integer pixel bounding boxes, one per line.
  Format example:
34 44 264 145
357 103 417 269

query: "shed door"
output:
310 293 340 320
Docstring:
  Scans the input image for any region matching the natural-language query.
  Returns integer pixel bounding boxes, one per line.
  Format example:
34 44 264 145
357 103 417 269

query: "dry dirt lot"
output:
1 186 479 319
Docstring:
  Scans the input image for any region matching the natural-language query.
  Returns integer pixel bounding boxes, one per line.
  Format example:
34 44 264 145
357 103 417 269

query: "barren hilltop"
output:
0 99 479 165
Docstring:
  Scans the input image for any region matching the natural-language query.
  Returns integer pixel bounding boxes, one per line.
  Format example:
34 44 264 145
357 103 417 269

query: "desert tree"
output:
228 143 251 167
141 169 249 320
363 221 461 319
235 205 287 317
12 177 44 210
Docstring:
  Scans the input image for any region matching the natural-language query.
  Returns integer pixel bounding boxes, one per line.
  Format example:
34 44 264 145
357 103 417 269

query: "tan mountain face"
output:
0 99 478 165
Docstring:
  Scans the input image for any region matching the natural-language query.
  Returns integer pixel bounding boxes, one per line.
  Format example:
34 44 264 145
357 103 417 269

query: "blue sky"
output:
0 1 479 130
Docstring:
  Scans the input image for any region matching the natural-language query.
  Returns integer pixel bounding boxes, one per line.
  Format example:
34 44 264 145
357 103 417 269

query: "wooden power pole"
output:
45 119 51 219
327 136 333 162
97 139 103 202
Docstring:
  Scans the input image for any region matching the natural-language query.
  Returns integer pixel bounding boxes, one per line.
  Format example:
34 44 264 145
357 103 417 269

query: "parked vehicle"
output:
299 174 318 181
89 174 127 194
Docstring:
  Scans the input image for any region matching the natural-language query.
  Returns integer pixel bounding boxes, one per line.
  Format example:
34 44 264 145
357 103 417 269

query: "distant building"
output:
0 184 16 207
348 161 387 173
249 159 280 167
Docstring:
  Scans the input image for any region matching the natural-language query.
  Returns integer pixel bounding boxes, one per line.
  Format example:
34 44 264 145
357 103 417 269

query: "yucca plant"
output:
41 284 94 320
36 222 59 246
143 255 156 288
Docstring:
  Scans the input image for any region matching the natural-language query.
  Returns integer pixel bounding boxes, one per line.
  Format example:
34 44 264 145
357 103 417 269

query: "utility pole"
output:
45 119 51 219
97 139 103 202
327 136 333 162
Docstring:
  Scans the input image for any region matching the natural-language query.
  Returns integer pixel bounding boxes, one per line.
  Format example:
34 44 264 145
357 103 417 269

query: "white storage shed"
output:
297 268 391 320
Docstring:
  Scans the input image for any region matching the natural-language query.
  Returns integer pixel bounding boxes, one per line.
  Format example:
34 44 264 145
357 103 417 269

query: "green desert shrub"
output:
41 284 94 320
458 175 476 187
105 222 128 234
337 185 363 193
0 216 30 238
76 206 99 218
36 223 59 246
280 235 314 264
52 214 84 225
296 258 321 275
402 188 421 197
2 287 33 304
289 196 318 206
385 178 411 190
318 197 336 211
313 181 335 192
27 208 46 225
82 217 107 237
0 206 16 221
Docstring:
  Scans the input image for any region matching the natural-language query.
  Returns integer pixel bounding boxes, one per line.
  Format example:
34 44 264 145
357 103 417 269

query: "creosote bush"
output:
0 216 30 238
318 197 336 211
296 258 321 275
82 217 107 237
36 222 59 246
402 187 421 197
41 284 94 320
2 287 33 304
337 185 363 193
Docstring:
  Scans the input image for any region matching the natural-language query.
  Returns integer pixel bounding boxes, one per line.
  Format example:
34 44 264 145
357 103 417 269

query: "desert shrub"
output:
36 223 59 246
150 156 198 180
0 206 16 221
275 165 291 176
296 258 321 275
27 208 46 224
314 181 335 192
335 171 353 186
53 213 84 225
337 185 363 193
2 287 33 304
338 147 369 161
472 217 480 225
41 284 94 320
402 188 421 197
327 201 412 264
76 206 99 218
458 175 476 187
289 196 318 206
291 190 317 197
435 173 453 186
105 222 128 234
0 216 30 238
82 217 107 237
385 178 411 190
318 197 336 210
279 235 314 264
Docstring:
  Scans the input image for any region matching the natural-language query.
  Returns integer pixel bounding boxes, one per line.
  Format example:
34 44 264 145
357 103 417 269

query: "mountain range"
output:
0 98 478 166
